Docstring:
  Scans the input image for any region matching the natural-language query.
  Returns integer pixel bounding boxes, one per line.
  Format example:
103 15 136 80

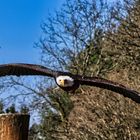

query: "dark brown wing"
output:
75 76 140 103
0 63 59 78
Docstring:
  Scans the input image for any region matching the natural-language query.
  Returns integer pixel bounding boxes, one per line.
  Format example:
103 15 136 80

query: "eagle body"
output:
0 63 140 104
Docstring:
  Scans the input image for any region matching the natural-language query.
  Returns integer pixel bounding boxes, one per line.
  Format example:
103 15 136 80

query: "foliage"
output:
105 0 140 72
0 0 140 139
33 0 140 139
0 100 4 114
5 103 17 113
29 91 74 139
20 104 30 114
0 101 29 114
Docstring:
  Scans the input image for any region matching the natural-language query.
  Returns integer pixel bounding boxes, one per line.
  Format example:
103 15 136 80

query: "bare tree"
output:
37 0 113 76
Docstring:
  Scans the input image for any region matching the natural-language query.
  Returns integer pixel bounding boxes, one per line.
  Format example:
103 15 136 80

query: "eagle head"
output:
56 75 74 87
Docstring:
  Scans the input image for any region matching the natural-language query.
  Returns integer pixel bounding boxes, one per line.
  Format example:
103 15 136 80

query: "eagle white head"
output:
56 75 74 87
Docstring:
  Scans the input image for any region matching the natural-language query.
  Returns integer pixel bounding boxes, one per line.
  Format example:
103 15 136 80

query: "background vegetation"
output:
0 0 140 139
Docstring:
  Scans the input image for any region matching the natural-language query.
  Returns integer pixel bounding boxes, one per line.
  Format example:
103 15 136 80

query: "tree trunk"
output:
0 114 30 140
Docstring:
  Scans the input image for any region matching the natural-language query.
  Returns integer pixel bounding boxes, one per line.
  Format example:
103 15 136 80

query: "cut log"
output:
0 114 30 140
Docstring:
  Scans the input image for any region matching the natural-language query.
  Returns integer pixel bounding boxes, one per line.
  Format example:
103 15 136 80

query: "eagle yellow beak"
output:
60 79 65 87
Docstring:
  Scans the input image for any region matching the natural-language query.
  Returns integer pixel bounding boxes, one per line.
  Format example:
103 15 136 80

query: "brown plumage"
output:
0 63 140 104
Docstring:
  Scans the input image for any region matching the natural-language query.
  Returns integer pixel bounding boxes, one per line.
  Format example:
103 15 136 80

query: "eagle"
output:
0 63 139 104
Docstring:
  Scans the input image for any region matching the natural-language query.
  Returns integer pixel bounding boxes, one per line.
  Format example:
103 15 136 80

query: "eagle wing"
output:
75 76 140 103
0 63 58 78
0 63 139 103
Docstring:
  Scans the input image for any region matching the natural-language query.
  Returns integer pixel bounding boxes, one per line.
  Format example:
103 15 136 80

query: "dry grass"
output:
56 69 140 140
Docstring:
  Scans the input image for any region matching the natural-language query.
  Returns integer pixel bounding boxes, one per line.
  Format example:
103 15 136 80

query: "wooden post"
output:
0 114 30 140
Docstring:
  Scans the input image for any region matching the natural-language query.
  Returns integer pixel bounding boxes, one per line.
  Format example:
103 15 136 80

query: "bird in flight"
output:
0 63 139 104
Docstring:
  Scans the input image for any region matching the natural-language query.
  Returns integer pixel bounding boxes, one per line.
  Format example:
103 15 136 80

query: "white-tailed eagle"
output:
0 63 139 104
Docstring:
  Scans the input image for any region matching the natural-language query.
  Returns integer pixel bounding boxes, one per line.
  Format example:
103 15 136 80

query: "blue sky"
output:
0 0 65 64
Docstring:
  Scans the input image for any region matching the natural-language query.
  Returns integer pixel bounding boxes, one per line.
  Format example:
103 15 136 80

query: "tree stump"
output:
0 114 30 140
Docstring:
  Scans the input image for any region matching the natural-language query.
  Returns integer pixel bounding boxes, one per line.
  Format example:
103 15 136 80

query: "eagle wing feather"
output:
0 63 139 103
0 63 58 77
75 76 140 103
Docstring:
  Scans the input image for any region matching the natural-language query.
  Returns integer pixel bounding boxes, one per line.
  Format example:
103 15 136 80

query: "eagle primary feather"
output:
0 63 57 77
75 76 140 103
0 63 139 104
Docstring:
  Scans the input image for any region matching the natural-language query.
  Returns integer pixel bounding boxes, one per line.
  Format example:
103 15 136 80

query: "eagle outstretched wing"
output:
0 63 139 104
0 63 58 77
75 76 140 103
